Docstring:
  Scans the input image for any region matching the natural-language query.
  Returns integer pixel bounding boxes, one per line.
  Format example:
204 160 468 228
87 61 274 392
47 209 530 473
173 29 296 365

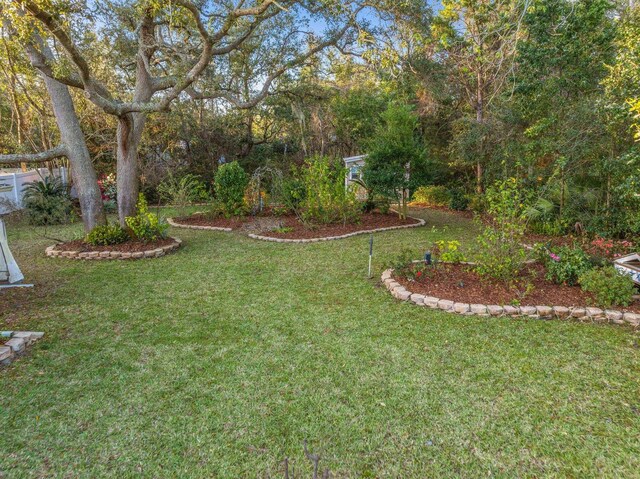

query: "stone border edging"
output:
381 268 640 327
1 331 45 366
247 216 426 243
167 217 232 232
45 237 182 260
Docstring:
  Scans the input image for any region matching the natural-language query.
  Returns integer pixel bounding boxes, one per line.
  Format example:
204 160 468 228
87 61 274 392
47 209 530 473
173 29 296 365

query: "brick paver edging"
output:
1 331 45 366
45 237 182 260
381 268 640 327
167 217 233 232
247 216 426 243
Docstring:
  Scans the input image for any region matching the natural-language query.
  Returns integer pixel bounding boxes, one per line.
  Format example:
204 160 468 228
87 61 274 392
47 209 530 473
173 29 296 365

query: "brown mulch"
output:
54 237 177 253
173 214 251 229
259 213 421 239
394 262 640 313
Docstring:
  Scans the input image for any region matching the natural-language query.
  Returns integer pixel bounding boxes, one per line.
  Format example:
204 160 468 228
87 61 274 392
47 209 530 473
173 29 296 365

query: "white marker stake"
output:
368 234 374 278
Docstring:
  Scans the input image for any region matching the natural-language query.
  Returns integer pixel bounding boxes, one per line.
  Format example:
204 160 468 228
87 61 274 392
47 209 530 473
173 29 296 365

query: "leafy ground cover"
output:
1 207 639 478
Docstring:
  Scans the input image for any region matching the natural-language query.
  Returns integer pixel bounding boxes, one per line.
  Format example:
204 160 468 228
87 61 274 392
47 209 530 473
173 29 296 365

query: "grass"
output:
1 207 639 478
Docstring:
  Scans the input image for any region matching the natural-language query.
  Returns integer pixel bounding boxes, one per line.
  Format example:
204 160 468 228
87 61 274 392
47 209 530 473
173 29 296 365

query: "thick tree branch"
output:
0 144 67 164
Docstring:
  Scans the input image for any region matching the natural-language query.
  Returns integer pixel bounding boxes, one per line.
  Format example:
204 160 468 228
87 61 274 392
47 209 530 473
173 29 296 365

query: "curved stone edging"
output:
248 216 426 243
167 217 233 232
1 331 45 366
381 268 640 327
46 237 182 260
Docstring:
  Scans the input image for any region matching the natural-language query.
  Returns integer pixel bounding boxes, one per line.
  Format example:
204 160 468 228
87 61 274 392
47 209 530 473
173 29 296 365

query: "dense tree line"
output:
1 0 639 237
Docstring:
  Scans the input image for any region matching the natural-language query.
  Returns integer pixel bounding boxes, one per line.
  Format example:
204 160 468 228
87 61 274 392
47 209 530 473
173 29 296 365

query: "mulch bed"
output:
258 212 421 239
54 237 177 253
394 262 640 313
173 214 251 229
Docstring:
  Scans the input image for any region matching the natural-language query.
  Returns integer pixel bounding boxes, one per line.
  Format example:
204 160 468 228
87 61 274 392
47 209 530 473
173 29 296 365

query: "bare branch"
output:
0 144 67 164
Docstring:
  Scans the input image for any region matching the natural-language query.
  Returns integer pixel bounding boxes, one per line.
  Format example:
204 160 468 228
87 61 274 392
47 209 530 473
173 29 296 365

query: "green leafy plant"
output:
22 176 73 226
543 245 593 286
411 186 450 206
386 249 431 281
214 161 249 217
474 178 532 283
86 223 129 246
158 173 209 208
448 188 469 211
125 194 168 242
579 267 636 308
299 155 360 225
433 240 467 263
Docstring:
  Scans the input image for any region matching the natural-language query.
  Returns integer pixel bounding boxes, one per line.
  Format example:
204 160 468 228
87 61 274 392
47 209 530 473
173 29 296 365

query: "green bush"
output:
411 186 450 206
157 173 209 207
299 156 360 225
544 246 592 286
86 223 129 246
475 179 532 283
448 188 469 211
214 161 248 217
579 267 636 308
22 177 73 226
125 194 168 242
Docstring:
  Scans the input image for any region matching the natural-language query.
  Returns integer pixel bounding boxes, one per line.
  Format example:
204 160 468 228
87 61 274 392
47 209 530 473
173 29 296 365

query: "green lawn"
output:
1 208 639 478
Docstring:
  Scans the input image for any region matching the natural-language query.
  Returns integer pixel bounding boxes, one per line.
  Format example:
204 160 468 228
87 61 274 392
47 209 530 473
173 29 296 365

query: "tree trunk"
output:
116 113 145 223
476 106 484 194
476 76 484 194
27 43 106 232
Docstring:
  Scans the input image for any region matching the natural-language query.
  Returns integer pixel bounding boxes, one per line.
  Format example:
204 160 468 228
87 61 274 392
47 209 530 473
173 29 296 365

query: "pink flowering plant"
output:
542 245 593 286
98 173 117 213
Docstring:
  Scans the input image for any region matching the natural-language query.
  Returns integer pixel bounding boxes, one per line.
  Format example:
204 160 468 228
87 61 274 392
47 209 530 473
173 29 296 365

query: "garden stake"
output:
368 234 374 278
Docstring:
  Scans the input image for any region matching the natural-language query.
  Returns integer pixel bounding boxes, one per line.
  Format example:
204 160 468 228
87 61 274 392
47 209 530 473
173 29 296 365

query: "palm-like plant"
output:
22 176 73 226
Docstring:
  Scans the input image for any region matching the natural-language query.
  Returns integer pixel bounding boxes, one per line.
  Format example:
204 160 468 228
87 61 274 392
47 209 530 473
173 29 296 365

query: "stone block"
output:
470 304 487 315
553 306 570 318
453 302 470 314
437 299 454 311
424 296 439 308
605 310 623 323
520 306 537 316
410 293 425 305
487 305 504 316
0 346 13 361
503 305 520 316
570 308 587 319
536 306 553 318
623 312 640 326
5 337 25 353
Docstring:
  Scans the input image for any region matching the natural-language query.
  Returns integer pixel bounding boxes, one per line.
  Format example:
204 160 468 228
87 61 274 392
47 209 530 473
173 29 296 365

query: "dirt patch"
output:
53 237 177 253
258 213 421 239
394 262 640 312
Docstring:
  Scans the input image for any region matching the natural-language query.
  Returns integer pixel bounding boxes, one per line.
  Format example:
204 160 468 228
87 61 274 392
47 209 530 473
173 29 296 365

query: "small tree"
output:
214 161 249 217
363 104 426 219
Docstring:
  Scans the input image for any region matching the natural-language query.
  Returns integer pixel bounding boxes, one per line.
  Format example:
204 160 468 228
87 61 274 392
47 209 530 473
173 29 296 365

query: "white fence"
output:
0 167 68 215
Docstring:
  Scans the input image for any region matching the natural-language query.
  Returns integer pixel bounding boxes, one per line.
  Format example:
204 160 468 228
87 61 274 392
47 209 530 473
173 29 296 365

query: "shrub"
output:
158 173 209 207
474 179 532 283
579 267 636 308
386 249 431 281
98 173 117 213
86 223 129 246
125 194 168 242
544 245 592 286
433 240 467 263
411 186 450 206
22 176 73 226
214 161 248 217
300 156 360 225
448 188 469 211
